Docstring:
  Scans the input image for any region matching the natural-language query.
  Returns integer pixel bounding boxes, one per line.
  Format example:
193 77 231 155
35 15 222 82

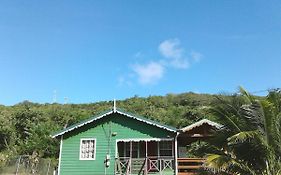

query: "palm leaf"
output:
204 153 256 175
227 130 259 145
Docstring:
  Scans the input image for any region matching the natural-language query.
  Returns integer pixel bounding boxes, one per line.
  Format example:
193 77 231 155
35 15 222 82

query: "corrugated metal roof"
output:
115 109 177 132
180 119 222 133
51 108 177 138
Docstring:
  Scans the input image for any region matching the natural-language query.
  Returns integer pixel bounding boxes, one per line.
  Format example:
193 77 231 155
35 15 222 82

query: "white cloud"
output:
119 38 203 87
190 51 203 62
132 62 164 85
159 39 183 59
158 39 189 69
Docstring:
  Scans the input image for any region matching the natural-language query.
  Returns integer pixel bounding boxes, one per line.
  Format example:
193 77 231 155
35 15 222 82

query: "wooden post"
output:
130 141 132 174
57 136 63 175
15 156 21 175
145 141 148 175
157 141 160 158
174 133 179 175
157 141 161 175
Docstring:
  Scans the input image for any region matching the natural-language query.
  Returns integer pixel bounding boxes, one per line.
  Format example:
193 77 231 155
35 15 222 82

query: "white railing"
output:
115 157 131 175
115 156 174 175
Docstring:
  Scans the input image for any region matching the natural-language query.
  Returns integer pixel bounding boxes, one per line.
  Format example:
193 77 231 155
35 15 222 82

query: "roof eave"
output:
180 119 223 133
51 110 113 138
51 108 177 138
115 110 177 133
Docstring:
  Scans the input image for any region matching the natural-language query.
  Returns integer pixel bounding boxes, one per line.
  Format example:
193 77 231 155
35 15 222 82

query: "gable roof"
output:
52 108 177 138
180 119 222 133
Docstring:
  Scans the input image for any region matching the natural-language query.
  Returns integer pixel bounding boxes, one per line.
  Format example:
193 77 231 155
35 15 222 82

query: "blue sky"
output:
0 0 281 105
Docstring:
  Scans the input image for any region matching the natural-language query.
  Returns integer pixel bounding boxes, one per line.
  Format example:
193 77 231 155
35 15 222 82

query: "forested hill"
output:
0 92 231 160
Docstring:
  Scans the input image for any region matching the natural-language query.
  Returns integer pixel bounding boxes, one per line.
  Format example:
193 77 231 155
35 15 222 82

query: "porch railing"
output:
177 158 205 175
115 156 174 175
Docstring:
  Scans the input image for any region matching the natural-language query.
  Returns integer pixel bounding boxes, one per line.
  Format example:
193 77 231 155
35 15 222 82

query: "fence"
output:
0 155 57 175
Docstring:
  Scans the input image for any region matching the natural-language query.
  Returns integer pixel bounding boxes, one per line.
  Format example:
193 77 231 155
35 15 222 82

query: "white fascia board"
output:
52 111 113 138
116 110 177 133
181 119 223 133
116 138 174 142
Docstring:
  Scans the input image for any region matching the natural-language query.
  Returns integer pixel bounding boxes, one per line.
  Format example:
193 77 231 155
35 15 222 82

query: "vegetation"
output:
201 88 281 175
0 92 214 165
0 88 280 175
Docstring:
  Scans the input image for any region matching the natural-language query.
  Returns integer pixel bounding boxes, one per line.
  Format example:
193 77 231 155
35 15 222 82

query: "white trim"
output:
57 136 63 175
172 140 174 157
79 138 97 160
52 111 113 138
115 138 174 158
145 141 147 158
180 119 222 133
52 109 176 138
113 99 117 112
130 141 132 159
174 132 179 175
116 110 177 133
116 138 174 142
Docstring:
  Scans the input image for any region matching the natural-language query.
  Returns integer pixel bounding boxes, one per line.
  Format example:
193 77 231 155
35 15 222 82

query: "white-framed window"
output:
80 138 96 160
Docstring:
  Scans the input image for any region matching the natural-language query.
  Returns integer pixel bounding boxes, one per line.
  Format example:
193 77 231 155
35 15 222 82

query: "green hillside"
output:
2 89 280 175
0 92 217 160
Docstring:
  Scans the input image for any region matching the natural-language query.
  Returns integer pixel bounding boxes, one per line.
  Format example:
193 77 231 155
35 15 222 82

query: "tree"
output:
203 88 281 175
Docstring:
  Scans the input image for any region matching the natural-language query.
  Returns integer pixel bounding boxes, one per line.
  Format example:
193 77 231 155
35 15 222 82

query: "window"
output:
122 142 146 158
80 138 96 160
159 141 173 157
124 142 139 158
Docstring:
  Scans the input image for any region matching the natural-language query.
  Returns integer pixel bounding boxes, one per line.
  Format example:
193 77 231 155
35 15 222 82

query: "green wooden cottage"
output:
52 106 221 175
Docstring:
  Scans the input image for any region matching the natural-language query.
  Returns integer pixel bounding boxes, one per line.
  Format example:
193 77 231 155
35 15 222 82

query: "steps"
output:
178 172 196 175
177 158 205 175
178 173 197 175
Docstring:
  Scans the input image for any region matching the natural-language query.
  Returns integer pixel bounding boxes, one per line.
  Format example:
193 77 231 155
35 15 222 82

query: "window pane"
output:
132 142 138 158
80 139 96 159
159 141 173 157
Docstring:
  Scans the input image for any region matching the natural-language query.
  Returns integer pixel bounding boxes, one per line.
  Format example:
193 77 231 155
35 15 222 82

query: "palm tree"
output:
203 87 281 175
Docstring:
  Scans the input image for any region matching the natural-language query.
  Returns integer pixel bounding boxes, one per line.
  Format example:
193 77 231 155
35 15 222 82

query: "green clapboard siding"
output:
59 113 175 175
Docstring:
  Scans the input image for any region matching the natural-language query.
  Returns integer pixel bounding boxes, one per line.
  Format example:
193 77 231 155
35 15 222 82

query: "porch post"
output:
57 136 63 175
145 141 148 175
145 141 148 158
130 141 132 174
157 142 160 158
174 132 179 175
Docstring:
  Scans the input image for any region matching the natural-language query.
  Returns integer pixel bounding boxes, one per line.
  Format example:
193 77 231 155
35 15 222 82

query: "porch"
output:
114 119 221 175
115 139 175 175
115 157 205 175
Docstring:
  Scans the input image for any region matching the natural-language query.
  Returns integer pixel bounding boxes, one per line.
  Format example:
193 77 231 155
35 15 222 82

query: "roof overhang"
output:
180 119 223 133
51 109 177 138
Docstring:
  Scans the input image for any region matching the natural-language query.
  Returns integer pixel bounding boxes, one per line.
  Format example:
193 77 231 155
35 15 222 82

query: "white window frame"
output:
79 138 96 160
115 138 174 158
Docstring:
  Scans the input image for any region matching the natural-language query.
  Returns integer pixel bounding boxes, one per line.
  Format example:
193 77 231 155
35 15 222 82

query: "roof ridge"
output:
52 108 177 138
180 118 222 132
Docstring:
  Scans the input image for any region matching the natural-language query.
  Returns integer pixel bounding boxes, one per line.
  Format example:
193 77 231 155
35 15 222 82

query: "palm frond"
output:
239 86 256 104
227 130 259 145
204 153 256 175
210 107 242 133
